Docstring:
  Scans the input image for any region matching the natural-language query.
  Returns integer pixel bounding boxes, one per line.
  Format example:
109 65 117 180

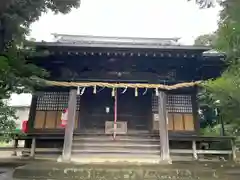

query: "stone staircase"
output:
71 133 161 163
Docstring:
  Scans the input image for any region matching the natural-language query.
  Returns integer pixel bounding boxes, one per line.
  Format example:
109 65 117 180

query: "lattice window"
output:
77 95 81 110
152 95 159 113
167 95 191 105
152 94 192 113
167 95 192 113
57 92 69 111
36 91 81 111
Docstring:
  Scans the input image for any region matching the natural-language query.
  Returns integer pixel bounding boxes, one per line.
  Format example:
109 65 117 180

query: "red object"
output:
21 120 28 133
60 120 67 128
61 108 68 128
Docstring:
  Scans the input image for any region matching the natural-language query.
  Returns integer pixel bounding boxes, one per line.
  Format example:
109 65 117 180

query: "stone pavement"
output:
0 158 25 180
0 157 56 180
12 161 240 180
0 170 14 180
0 157 240 179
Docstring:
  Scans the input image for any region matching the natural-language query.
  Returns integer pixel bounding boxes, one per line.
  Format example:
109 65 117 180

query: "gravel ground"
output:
0 170 14 180
0 156 31 180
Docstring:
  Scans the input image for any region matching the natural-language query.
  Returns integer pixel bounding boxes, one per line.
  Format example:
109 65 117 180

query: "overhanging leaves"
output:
0 0 80 141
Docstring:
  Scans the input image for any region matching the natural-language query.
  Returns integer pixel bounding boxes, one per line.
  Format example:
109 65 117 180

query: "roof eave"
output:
33 41 211 51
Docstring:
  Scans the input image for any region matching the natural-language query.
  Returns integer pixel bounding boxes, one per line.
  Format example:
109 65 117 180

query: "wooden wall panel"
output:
34 110 81 129
152 93 196 132
152 113 195 132
34 111 45 129
173 113 184 131
45 111 57 129
56 111 62 129
34 91 82 130
167 113 174 130
167 113 195 131
184 114 194 131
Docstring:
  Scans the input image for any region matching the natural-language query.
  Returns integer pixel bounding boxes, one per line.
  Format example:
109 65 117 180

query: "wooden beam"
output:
61 89 77 162
170 149 233 155
158 91 171 163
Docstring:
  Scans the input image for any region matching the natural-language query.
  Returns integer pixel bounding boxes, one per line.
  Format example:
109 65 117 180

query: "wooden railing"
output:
10 134 64 158
0 133 237 161
169 135 237 161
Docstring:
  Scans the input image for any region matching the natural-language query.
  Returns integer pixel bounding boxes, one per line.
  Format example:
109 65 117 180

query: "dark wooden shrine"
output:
24 35 227 163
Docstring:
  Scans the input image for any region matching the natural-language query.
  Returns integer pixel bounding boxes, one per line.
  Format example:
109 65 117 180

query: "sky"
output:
30 0 221 45
11 0 221 106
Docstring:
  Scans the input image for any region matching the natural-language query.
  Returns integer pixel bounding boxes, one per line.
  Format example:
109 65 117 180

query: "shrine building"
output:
24 35 228 163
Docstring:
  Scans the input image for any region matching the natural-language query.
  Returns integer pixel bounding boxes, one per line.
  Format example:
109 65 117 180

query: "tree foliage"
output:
0 0 80 140
0 100 16 141
0 0 80 50
197 0 240 135
194 33 217 46
189 0 220 8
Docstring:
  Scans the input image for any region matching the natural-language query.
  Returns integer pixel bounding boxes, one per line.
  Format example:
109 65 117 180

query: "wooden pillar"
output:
192 140 198 160
30 137 36 158
158 91 171 163
24 94 37 151
113 89 117 139
231 138 237 161
28 94 38 133
61 89 77 162
12 139 18 156
191 87 200 134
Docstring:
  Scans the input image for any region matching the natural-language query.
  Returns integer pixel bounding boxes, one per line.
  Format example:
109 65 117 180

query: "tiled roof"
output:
34 34 211 51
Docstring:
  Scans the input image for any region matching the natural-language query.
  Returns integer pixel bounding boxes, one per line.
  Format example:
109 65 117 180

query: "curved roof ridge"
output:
52 34 181 46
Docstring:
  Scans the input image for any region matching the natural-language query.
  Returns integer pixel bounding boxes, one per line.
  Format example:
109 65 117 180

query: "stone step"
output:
72 145 159 151
73 139 159 145
74 130 154 136
70 154 161 164
74 133 157 138
71 134 160 161
71 148 160 154
73 136 159 142
72 142 160 148
71 152 160 158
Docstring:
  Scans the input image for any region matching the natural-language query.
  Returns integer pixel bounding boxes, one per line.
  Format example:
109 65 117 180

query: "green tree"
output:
188 0 217 8
0 100 17 141
0 0 80 140
0 0 80 51
199 0 240 135
194 33 217 46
